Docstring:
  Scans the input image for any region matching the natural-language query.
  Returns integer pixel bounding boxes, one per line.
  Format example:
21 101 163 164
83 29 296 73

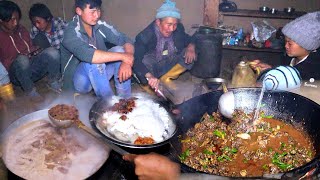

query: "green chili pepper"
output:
213 130 226 139
217 154 231 162
179 149 190 161
203 149 214 155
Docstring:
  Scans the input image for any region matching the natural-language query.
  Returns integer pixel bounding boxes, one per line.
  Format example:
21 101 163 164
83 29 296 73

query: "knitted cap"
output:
282 11 320 51
156 0 181 19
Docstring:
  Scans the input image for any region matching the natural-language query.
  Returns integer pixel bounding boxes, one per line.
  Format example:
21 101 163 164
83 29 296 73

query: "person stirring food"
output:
133 0 196 94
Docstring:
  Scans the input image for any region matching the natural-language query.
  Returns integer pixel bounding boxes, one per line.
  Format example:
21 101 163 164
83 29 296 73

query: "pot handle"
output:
280 158 320 179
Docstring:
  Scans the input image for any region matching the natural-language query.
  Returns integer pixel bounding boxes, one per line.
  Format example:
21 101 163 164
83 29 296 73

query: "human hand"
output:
249 60 272 73
123 153 180 180
123 43 134 54
121 53 134 67
145 73 160 90
184 44 196 64
118 62 132 82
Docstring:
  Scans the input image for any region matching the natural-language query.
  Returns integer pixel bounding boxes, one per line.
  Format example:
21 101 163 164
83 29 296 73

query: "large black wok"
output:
170 88 320 179
89 96 177 149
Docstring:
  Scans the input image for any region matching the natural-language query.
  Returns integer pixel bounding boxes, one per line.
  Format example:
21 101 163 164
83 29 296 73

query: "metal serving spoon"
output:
218 82 236 119
48 108 129 156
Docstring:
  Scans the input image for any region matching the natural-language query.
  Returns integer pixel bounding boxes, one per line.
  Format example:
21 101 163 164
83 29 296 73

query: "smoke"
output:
162 80 210 105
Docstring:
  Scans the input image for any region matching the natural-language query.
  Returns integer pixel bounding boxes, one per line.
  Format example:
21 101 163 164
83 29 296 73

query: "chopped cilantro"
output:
217 154 231 162
272 152 293 170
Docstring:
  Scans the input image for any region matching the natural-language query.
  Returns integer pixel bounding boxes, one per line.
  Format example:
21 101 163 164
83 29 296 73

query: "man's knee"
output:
74 86 92 94
14 55 30 69
73 78 92 94
42 47 60 62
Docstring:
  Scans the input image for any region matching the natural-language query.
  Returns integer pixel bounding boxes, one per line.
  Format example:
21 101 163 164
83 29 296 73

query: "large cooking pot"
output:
171 88 320 179
1 109 109 180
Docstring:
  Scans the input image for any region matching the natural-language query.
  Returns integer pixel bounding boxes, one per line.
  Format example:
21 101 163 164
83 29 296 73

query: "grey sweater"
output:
60 15 133 92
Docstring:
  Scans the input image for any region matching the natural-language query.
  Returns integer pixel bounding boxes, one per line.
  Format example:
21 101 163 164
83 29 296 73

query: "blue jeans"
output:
9 47 61 93
73 46 131 98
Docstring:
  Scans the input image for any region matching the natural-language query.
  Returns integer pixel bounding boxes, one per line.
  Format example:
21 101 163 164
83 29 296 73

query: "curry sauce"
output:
180 111 315 177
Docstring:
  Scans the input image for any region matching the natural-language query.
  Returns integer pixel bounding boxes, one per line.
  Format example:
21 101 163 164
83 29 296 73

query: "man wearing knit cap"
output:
133 0 196 94
251 11 320 80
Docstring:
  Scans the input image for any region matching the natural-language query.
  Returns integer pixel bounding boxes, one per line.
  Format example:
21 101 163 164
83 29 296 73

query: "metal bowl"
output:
89 96 177 149
259 6 270 12
204 77 226 90
284 7 295 14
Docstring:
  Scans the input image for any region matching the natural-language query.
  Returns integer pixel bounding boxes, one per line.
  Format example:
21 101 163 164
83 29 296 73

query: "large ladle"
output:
48 107 129 156
218 82 235 119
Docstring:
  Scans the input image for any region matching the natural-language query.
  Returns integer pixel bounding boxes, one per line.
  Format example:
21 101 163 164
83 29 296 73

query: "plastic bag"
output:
259 66 301 91
251 20 276 42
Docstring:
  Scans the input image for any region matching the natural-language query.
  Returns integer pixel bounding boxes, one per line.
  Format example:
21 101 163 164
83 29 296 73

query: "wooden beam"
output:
203 0 219 27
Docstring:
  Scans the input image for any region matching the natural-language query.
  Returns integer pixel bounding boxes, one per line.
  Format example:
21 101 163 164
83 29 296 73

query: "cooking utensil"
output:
145 77 174 104
203 77 226 90
133 73 173 102
48 107 130 155
1 109 109 179
89 97 177 149
171 88 320 179
218 90 235 119
219 0 237 12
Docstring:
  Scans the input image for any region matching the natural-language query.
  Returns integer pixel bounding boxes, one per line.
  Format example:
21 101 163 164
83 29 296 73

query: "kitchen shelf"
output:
220 9 306 20
223 45 284 53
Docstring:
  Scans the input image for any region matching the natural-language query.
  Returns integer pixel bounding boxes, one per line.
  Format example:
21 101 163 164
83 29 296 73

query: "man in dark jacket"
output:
133 0 196 93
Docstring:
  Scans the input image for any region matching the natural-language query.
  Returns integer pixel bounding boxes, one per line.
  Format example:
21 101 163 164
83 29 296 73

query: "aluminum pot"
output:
0 109 109 179
170 88 320 179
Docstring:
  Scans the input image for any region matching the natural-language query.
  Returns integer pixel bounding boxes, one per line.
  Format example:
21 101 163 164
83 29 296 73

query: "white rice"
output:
102 95 171 143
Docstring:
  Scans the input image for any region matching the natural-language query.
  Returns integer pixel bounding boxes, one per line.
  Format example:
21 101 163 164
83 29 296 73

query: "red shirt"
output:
0 25 36 70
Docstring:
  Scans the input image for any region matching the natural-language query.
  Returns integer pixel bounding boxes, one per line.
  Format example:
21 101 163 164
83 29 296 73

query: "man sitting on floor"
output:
133 0 196 95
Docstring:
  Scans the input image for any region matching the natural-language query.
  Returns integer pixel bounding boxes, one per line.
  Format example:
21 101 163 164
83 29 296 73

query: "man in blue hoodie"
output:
60 0 134 98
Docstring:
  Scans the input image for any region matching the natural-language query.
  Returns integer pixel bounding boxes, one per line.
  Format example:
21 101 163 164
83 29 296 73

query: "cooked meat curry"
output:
180 111 315 177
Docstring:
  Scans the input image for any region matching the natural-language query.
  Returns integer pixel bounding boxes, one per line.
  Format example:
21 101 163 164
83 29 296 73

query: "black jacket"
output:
133 21 194 84
281 50 320 80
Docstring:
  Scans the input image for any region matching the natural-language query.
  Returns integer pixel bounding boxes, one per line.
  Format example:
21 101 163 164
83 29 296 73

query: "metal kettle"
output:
219 0 237 12
231 60 257 88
